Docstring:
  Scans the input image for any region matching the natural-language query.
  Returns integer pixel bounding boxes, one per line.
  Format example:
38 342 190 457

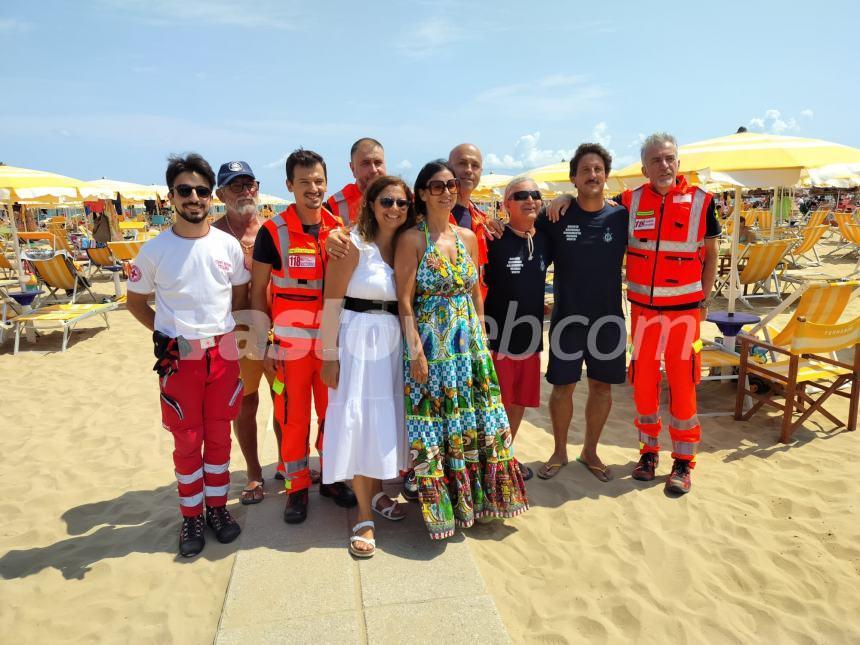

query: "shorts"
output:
491 351 541 408
238 355 274 397
546 315 626 385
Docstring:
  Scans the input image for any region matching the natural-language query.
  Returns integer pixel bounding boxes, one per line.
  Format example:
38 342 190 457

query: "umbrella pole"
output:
727 186 743 314
6 196 26 288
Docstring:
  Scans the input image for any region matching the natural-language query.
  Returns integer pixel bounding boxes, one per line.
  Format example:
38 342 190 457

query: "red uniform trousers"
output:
275 350 327 492
158 334 244 517
629 305 702 465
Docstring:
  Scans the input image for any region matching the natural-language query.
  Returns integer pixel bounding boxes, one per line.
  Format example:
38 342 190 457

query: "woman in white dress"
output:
320 176 415 557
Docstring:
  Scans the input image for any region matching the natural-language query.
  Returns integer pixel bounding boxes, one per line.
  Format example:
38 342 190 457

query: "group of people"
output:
126 132 720 559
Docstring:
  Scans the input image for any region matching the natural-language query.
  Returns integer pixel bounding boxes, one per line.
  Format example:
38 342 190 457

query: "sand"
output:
1 238 859 643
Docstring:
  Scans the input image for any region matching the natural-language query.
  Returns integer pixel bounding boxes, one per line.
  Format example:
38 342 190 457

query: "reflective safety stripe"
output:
203 460 230 474
284 457 309 473
627 187 644 238
637 413 660 425
271 274 323 290
228 380 243 407
628 239 702 253
669 414 701 431
628 281 703 297
175 467 203 485
273 325 320 339
333 191 350 224
204 484 230 497
672 441 698 456
638 432 660 448
180 492 204 507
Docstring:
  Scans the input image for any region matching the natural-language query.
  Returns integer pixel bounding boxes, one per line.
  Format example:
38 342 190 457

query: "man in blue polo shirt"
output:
536 143 627 482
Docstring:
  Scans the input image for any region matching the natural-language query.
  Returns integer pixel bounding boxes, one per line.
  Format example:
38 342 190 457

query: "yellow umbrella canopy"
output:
473 173 515 200
82 178 169 203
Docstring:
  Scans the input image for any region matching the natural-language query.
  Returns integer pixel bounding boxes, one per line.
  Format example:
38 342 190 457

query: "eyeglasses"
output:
173 184 212 199
510 190 542 201
227 180 259 195
378 197 410 209
425 178 460 195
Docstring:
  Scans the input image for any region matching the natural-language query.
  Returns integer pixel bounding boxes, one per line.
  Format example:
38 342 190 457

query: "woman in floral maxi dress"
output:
394 160 528 540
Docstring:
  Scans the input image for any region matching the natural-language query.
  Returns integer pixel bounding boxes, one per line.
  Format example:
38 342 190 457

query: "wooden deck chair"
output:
735 315 860 443
107 240 143 262
27 252 97 304
787 225 828 267
714 239 794 307
13 301 118 353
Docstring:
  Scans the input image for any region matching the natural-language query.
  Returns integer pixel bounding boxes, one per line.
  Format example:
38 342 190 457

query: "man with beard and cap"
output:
212 161 289 505
325 138 387 225
126 153 250 557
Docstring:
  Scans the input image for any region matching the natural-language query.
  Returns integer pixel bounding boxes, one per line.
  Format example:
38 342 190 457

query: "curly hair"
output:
356 175 416 243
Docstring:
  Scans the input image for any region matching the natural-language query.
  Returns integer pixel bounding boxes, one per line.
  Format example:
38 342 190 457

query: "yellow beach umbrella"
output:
82 178 169 203
258 193 292 205
472 173 515 200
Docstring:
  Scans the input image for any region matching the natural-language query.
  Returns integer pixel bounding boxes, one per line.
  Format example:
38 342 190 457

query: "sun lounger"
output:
26 251 97 304
787 225 829 267
714 239 795 308
107 240 143 262
13 301 118 353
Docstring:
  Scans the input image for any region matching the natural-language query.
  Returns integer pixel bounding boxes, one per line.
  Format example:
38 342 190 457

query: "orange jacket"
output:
622 177 711 308
263 205 342 350
325 183 361 226
449 201 489 298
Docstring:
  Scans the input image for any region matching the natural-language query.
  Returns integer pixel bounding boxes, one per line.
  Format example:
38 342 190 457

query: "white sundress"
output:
322 231 408 483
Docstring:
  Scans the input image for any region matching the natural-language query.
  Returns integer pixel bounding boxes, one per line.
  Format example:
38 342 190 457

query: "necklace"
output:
505 223 535 260
224 215 254 253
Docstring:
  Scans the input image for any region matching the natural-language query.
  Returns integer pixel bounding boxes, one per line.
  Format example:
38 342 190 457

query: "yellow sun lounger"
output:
714 239 795 307
27 252 97 304
13 301 118 354
107 240 143 262
788 224 829 267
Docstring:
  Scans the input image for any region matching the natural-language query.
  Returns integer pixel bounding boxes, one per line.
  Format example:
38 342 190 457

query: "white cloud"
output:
748 108 800 134
800 108 814 118
592 122 611 148
485 132 577 170
0 18 31 32
96 0 299 29
394 17 465 58
472 74 608 121
398 160 413 170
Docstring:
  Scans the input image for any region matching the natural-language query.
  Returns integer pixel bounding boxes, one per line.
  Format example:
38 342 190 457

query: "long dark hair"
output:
357 175 416 243
413 159 455 217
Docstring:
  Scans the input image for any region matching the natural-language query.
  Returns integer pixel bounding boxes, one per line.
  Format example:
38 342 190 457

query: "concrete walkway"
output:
214 479 510 645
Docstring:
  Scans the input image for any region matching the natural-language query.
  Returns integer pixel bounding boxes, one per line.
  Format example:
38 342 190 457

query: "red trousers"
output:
159 334 243 516
274 351 326 492
629 305 702 465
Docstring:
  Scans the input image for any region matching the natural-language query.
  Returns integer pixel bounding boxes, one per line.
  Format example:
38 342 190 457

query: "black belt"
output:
343 296 398 315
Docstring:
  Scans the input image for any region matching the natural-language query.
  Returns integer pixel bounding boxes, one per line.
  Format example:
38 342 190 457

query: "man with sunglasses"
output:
483 177 553 482
127 153 250 557
212 161 285 506
325 138 386 225
536 143 627 483
251 148 357 524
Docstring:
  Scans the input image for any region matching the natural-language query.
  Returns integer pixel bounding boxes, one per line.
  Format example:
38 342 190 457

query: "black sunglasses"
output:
426 178 460 195
173 184 212 198
510 190 542 201
378 197 410 209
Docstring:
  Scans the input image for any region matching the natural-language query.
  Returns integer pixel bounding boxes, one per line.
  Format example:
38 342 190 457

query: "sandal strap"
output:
350 535 376 547
352 520 375 532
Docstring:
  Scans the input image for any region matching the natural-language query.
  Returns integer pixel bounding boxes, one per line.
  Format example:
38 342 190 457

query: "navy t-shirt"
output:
537 202 628 322
483 227 552 355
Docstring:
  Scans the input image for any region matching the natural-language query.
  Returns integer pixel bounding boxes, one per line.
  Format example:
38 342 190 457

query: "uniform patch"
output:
128 264 142 282
506 256 523 274
228 161 243 171
563 224 581 242
673 194 693 204
633 217 656 231
288 254 316 269
215 259 232 272
603 228 613 243
635 209 654 218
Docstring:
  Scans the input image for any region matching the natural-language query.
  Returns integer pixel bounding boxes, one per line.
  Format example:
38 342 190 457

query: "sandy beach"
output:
1 242 859 643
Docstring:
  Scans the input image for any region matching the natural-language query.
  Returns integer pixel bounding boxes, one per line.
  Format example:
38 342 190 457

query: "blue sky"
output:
1 0 857 198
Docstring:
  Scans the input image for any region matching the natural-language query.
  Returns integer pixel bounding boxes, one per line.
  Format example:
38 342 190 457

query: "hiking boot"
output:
179 514 205 557
319 481 357 508
631 452 659 481
283 489 309 524
206 505 242 543
665 459 692 495
402 470 419 501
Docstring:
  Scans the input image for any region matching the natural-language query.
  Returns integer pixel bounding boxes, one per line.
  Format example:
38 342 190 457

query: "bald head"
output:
448 143 483 203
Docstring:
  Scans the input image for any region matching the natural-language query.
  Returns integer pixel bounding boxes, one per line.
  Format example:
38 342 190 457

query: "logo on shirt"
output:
128 264 141 282
603 228 613 243
633 211 656 231
563 224 581 242
506 256 523 274
288 254 317 269
215 259 233 272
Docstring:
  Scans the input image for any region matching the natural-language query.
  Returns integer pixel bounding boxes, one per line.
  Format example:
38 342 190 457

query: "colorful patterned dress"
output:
404 223 529 539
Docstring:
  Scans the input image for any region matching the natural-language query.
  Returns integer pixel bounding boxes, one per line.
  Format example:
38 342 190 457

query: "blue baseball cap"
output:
217 160 256 187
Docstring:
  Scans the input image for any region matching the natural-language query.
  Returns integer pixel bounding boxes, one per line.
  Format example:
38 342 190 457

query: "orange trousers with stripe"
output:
629 304 702 465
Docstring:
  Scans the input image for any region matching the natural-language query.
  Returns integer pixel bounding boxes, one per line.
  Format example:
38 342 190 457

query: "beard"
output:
236 202 258 219
175 204 209 223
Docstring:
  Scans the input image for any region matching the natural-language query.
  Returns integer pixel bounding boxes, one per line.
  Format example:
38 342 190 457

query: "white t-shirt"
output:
127 227 251 340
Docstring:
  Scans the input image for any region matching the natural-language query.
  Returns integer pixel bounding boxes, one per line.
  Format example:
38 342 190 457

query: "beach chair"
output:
107 240 143 262
805 209 829 228
787 225 828 267
0 251 16 279
27 252 97 304
85 245 118 277
735 315 860 443
714 239 795 307
18 231 58 250
13 301 118 353
119 220 147 239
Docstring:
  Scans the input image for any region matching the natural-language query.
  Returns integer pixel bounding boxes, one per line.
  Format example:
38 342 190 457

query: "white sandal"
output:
349 520 376 558
371 492 407 521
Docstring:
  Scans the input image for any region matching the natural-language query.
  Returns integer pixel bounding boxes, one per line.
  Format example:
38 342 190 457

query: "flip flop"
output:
240 479 265 505
536 461 567 480
576 457 612 482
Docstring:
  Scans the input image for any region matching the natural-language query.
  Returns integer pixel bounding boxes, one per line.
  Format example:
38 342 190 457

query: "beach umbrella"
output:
258 193 292 205
0 164 90 286
82 178 169 204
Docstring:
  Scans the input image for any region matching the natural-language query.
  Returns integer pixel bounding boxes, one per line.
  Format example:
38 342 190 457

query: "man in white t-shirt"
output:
127 153 251 558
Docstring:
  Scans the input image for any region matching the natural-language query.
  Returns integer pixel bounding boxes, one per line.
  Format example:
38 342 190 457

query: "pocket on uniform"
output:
159 392 185 431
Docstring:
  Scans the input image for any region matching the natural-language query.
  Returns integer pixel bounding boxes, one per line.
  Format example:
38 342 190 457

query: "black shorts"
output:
546 314 626 385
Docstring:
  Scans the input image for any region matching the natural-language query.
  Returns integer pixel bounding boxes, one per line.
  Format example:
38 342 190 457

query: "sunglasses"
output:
378 197 410 209
227 180 259 195
425 178 460 195
173 184 212 198
510 190 542 201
